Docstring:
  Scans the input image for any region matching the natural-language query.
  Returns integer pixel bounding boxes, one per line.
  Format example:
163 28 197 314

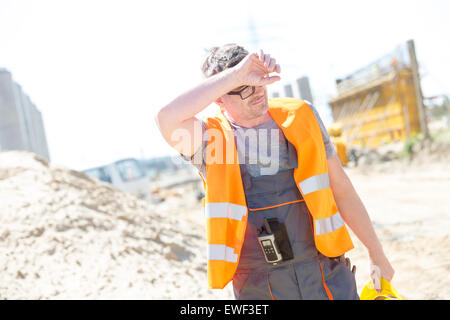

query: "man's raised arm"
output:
154 67 239 158
154 51 280 157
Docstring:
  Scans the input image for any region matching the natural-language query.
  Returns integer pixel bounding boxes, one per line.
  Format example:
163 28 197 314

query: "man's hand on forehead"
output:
259 49 281 74
234 50 281 87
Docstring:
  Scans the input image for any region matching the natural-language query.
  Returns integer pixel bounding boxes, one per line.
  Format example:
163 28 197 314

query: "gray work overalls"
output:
232 167 359 300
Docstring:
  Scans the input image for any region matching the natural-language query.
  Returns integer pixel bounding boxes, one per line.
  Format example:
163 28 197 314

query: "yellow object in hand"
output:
360 277 405 300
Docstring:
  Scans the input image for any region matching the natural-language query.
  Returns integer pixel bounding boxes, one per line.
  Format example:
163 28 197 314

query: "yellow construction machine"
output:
327 40 429 166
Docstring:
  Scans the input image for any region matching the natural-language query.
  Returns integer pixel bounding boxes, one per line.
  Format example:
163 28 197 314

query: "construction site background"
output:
1 39 450 300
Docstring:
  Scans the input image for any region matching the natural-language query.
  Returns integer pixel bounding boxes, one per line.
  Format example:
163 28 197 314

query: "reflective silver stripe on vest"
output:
315 212 345 235
207 244 238 263
298 173 330 195
205 202 247 221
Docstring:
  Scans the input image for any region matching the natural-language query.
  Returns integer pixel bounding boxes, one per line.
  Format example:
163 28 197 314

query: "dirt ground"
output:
344 159 450 300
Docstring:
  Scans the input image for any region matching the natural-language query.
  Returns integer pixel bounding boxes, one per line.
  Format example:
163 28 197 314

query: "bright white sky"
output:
1 0 449 170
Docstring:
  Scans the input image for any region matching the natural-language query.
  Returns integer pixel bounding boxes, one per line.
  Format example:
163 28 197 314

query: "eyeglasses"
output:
227 85 256 100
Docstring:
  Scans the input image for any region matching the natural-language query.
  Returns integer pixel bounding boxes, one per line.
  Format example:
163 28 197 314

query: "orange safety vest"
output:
200 97 354 289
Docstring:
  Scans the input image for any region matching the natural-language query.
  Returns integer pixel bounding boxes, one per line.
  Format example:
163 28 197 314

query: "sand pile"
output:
0 151 231 299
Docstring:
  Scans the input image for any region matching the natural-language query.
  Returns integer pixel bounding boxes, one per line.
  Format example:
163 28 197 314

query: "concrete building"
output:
269 76 314 105
297 76 314 105
0 68 50 161
284 83 294 98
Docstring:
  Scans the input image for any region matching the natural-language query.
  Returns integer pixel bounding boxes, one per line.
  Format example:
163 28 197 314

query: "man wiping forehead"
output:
155 43 394 299
187 44 336 178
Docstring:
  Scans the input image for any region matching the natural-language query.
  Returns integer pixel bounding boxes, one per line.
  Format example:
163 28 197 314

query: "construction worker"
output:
155 44 395 300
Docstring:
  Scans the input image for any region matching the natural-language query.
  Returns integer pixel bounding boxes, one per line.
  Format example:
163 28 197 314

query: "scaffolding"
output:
328 40 428 150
